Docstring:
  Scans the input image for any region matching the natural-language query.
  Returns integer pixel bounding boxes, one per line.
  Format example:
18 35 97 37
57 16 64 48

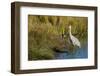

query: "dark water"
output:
55 44 88 59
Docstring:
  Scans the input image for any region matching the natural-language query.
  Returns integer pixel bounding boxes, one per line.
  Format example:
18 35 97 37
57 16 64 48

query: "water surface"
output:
55 44 88 59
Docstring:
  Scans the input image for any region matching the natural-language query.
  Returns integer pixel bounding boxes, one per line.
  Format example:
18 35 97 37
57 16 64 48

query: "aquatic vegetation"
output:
28 15 88 60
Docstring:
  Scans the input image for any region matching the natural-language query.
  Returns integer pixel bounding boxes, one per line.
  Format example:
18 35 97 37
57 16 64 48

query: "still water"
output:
55 44 88 59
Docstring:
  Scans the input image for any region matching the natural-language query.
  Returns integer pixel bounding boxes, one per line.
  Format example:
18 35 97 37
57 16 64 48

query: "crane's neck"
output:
69 27 72 36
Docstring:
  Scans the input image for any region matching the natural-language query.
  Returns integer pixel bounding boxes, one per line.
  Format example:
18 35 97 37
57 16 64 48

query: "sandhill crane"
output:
69 25 81 48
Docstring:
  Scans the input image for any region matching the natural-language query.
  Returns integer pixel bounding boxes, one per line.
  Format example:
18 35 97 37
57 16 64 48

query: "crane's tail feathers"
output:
79 45 81 48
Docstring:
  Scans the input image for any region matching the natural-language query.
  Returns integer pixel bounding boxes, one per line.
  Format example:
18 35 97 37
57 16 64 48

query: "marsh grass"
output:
28 15 88 60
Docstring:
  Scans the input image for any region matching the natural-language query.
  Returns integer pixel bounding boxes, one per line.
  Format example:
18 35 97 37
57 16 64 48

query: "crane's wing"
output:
71 35 81 48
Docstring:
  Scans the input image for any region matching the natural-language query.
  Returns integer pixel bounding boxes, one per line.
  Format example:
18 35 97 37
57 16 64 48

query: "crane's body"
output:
69 25 81 48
